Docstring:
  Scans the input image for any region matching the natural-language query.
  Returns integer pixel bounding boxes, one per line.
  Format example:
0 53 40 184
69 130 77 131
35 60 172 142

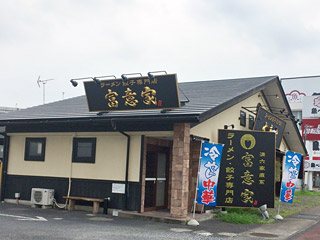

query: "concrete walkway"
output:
119 207 320 239
236 207 320 239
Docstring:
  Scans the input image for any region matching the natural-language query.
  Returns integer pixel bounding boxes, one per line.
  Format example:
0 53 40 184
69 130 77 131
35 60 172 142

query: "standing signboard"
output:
279 151 302 203
254 107 286 149
196 142 224 206
84 74 180 112
217 129 276 208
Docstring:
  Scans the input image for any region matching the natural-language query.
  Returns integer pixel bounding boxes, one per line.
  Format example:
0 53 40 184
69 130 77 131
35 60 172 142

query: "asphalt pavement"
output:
1 202 320 239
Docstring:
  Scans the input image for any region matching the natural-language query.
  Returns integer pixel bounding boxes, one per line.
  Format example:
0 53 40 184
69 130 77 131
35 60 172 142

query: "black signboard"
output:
217 129 275 208
254 107 286 148
84 74 180 112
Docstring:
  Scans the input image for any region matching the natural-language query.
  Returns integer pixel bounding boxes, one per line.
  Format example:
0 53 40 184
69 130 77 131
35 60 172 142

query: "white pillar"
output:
306 140 314 191
308 171 313 191
304 172 308 189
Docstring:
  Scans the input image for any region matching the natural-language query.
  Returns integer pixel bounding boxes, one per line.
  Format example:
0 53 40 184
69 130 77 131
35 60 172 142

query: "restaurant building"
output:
0 75 306 219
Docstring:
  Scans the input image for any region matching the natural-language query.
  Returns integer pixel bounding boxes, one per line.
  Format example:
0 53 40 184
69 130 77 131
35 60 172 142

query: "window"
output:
72 138 96 163
24 138 46 161
239 110 246 127
249 115 255 130
0 145 3 159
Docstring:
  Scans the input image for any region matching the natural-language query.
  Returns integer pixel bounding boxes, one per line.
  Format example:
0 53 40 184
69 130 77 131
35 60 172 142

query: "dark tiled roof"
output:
0 76 278 122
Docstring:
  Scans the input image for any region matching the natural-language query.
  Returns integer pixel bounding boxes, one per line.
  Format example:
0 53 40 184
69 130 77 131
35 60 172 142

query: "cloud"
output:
1 0 320 108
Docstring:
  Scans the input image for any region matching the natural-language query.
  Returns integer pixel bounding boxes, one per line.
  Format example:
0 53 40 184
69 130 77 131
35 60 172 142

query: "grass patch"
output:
295 190 320 196
216 189 320 224
218 208 266 224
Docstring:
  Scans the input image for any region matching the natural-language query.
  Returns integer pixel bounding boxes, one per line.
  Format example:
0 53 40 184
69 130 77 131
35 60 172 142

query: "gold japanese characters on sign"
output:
105 87 158 108
141 86 157 105
217 129 275 208
84 74 180 112
105 89 119 108
122 88 139 107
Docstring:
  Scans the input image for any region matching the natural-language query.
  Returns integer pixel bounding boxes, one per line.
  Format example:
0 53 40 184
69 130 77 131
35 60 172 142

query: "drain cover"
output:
250 232 278 238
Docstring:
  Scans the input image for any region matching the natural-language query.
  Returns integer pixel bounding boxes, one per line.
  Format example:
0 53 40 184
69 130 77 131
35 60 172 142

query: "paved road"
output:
0 203 259 240
5 202 319 240
292 220 320 240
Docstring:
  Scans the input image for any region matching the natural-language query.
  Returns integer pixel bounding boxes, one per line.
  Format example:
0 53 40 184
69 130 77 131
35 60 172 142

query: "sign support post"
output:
274 202 283 220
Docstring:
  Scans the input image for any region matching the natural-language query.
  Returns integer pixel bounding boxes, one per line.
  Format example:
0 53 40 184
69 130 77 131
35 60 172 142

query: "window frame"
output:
24 137 46 161
72 137 97 163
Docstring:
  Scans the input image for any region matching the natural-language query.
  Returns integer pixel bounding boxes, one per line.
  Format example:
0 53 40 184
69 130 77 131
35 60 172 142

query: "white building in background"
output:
281 75 320 190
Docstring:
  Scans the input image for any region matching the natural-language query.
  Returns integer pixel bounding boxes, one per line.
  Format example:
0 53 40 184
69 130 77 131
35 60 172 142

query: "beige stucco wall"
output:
7 131 174 182
7 132 142 182
190 93 263 141
190 92 289 150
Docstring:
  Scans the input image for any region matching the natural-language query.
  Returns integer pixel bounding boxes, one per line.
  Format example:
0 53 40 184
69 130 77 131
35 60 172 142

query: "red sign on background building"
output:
301 119 320 141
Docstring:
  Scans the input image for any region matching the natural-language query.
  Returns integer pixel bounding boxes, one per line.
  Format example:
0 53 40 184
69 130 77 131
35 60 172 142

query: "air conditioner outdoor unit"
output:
31 188 54 206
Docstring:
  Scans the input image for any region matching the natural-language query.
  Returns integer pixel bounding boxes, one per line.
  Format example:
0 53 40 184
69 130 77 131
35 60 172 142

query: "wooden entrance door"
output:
144 145 169 210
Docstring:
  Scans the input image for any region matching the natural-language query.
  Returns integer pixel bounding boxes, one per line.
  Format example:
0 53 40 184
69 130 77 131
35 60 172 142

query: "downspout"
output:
111 119 130 210
0 133 9 202
120 131 130 210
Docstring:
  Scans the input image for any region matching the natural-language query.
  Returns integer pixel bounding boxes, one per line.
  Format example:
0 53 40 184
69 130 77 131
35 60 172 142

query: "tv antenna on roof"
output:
37 75 54 104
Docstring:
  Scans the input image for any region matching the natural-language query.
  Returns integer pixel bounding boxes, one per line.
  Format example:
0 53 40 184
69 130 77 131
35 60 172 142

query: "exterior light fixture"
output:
70 79 78 87
92 77 101 85
94 75 117 84
121 73 142 81
70 77 93 87
70 75 116 87
258 204 269 220
147 71 167 80
224 124 234 129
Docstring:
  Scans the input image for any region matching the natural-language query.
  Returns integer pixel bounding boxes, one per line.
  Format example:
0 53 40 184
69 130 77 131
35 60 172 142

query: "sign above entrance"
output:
84 74 180 112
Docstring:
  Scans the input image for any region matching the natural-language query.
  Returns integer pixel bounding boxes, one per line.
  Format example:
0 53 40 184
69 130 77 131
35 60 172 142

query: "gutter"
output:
0 115 200 126
111 119 131 210
119 131 130 211
0 133 9 201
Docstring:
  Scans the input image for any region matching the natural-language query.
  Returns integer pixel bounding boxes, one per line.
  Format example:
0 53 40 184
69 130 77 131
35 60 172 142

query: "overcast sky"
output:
1 0 320 108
